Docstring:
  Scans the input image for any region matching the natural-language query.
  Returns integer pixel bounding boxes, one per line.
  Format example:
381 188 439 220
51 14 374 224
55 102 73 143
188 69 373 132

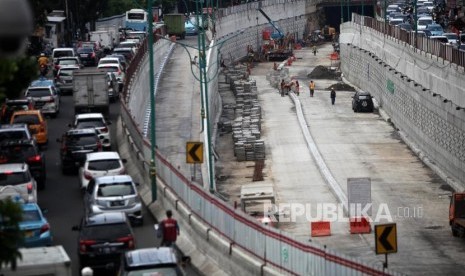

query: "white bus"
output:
125 9 148 31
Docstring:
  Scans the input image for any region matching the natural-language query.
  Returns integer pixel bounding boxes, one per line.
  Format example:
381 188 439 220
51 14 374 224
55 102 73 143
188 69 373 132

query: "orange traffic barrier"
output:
294 44 302 50
311 221 331 237
287 59 292 66
330 52 339 60
349 217 371 234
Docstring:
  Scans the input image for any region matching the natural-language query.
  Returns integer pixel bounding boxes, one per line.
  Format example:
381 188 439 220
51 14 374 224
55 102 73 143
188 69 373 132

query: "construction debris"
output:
307 65 341 80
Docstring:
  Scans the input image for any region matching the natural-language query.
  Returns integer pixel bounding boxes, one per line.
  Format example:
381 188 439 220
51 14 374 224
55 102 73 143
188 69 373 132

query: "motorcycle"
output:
39 64 48 76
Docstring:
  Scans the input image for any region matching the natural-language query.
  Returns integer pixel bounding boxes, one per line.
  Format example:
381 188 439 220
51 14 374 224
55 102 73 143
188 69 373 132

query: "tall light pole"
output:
147 0 157 202
341 0 344 25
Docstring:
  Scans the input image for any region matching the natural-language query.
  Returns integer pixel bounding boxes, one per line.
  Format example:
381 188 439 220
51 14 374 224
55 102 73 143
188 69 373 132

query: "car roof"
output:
100 57 120 61
53 47 74 52
21 202 41 212
95 174 133 184
30 79 55 88
85 212 128 225
0 163 28 172
75 113 104 119
86 151 121 161
0 124 29 130
67 128 98 135
357 91 372 95
11 110 42 116
124 247 178 268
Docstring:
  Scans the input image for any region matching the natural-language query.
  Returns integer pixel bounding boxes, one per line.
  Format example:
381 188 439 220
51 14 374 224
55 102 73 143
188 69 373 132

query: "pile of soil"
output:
307 65 341 80
327 82 356 91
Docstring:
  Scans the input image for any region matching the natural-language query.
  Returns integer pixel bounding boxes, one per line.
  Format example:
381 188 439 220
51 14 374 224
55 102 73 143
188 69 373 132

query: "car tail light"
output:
39 122 46 132
100 127 108 133
79 240 96 253
97 141 102 151
84 171 93 180
47 98 55 103
28 155 42 163
40 223 50 234
117 236 135 249
27 183 33 193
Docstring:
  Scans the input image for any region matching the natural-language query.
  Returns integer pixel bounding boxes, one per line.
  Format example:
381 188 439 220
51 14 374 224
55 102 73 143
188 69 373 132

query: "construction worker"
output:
38 53 48 67
280 80 285 97
312 45 317 56
330 88 336 105
309 80 315 97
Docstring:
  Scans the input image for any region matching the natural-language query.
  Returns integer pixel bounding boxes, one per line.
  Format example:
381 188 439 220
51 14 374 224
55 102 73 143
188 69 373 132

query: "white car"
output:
0 163 37 203
98 57 123 69
417 16 433 31
78 151 126 190
97 63 126 88
25 79 60 117
72 113 112 150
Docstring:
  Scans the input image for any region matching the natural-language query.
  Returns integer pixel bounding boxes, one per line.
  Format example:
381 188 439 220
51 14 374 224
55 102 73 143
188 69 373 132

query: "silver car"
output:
84 175 142 225
55 65 80 95
0 163 37 203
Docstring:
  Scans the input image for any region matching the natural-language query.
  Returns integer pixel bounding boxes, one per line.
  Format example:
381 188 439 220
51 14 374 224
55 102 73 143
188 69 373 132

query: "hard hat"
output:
81 267 93 276
40 53 45 56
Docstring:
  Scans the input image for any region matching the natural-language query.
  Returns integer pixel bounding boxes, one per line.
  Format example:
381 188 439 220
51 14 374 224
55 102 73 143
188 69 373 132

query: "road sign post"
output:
375 223 397 268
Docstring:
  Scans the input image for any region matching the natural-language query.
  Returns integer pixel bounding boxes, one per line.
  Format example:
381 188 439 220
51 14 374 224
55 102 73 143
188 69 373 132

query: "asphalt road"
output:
35 74 161 275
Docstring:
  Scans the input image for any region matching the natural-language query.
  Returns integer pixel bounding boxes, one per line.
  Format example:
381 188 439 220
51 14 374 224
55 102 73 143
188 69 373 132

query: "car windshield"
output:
0 131 29 140
97 182 135 197
99 59 118 65
12 115 40 125
0 172 30 186
59 69 76 77
444 34 457 39
99 66 118 73
27 88 51 97
58 59 78 65
76 119 105 128
126 268 178 276
54 51 73 58
21 209 41 222
78 48 93 53
82 223 130 240
67 134 98 146
0 145 36 161
88 159 121 170
418 19 432 25
428 26 442 31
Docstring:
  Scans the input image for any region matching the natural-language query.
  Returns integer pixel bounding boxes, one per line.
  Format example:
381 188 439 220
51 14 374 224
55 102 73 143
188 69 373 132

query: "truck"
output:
164 14 186 39
0 246 72 276
258 8 293 61
73 70 110 116
449 192 465 237
89 29 116 52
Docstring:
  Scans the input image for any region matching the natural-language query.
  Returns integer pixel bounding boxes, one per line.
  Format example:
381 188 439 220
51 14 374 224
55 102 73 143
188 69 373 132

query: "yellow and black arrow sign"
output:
375 223 397 254
186 142 203 164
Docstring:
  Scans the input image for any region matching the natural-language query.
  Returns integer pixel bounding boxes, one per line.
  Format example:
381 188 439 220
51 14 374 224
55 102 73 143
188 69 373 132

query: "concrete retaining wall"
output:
340 22 465 189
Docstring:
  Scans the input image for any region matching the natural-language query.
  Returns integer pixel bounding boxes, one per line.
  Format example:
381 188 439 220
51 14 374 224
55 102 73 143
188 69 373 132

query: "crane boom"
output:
257 8 284 39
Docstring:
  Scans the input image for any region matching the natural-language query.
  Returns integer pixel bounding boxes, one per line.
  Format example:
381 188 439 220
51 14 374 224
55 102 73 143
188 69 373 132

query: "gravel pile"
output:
307 65 342 79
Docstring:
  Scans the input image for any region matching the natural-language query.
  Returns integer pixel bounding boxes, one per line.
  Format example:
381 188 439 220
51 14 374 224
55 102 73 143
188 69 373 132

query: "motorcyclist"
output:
38 53 49 67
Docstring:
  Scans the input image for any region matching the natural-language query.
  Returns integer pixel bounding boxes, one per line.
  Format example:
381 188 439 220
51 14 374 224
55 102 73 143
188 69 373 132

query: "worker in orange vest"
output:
309 80 315 97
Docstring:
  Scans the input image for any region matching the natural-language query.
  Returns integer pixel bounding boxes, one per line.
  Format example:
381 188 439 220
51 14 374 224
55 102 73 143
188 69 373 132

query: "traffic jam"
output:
0 24 185 275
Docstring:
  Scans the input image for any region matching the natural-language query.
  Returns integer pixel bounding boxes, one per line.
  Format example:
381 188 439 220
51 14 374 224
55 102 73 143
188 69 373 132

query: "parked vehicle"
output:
57 128 102 174
78 151 126 190
19 203 53 247
25 79 60 118
119 247 185 275
0 163 37 203
72 212 135 271
73 70 110 116
71 113 112 150
352 91 374 112
164 14 186 39
0 139 46 189
10 110 48 146
0 246 71 276
84 175 143 225
55 65 80 95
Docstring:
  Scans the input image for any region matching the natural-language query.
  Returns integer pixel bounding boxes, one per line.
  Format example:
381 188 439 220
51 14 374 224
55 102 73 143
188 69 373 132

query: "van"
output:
52 48 76 63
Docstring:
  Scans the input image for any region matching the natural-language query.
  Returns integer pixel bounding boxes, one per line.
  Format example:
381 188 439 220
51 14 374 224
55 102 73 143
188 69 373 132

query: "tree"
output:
0 198 24 271
0 57 38 102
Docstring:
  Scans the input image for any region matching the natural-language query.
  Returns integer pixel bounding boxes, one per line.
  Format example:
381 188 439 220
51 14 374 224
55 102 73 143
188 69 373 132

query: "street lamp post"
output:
147 0 157 202
341 0 344 25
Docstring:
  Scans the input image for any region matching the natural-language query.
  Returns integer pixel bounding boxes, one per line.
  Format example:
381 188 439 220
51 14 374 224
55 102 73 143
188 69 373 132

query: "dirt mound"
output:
327 82 356 91
307 65 341 80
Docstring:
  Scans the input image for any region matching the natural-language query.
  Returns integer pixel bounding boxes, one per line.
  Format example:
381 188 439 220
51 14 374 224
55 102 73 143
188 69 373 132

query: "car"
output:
386 4 400 13
105 54 128 71
398 23 413 31
84 175 143 225
97 63 126 90
0 98 35 124
19 203 52 247
389 18 404 26
430 35 448 43
107 72 120 101
118 41 139 52
119 247 185 276
417 16 433 31
55 65 80 95
112 47 135 63
185 20 198 35
352 91 374 112
57 128 102 174
25 79 60 118
77 47 100 66
458 44 465 52
10 110 48 146
0 124 33 141
0 139 46 189
51 47 76 64
0 163 37 203
71 113 112 150
424 23 444 36
78 151 126 190
72 212 136 271
443 33 459 45
98 57 124 72
53 56 82 76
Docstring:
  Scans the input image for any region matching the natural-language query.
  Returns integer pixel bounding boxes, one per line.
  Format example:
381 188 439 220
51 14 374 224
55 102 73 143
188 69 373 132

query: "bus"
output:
125 9 148 31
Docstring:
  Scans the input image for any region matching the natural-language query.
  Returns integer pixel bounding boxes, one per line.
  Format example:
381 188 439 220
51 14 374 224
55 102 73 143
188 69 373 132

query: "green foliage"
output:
0 198 24 270
0 57 38 102
102 0 134 17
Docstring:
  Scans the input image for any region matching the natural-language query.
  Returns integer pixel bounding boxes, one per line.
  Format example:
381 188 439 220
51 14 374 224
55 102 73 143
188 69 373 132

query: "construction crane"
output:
257 8 293 61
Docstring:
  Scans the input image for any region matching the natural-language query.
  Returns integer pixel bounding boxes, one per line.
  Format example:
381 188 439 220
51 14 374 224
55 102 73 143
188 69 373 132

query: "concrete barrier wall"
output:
340 22 465 189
